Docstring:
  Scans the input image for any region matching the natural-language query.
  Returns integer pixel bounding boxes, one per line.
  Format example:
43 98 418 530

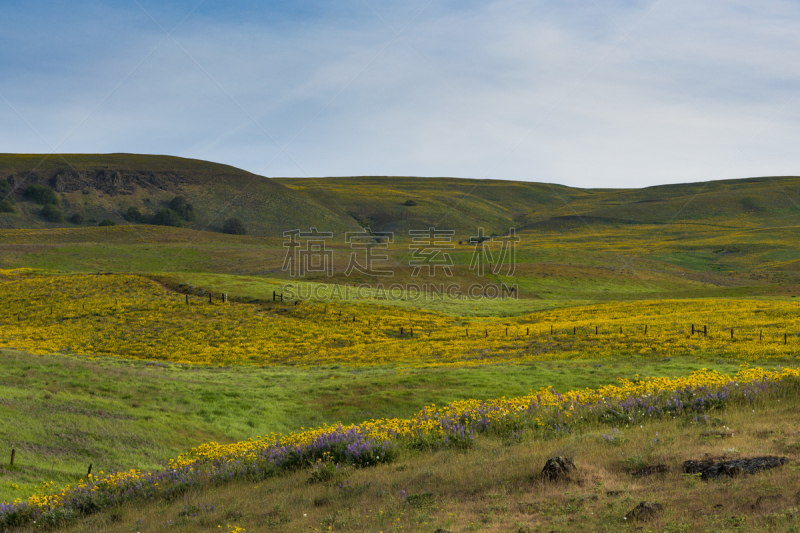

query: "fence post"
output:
704 325 707 336
400 327 404 336
526 327 529 335
185 294 188 304
644 325 647 335
273 291 276 302
731 328 734 340
87 464 92 477
209 293 212 304
10 448 14 466
595 326 598 335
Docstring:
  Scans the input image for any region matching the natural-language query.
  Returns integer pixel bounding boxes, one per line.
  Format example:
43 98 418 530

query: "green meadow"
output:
1 155 800 530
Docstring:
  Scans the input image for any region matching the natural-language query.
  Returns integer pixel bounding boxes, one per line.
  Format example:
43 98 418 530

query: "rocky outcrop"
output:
541 456 576 481
683 456 787 479
624 501 663 522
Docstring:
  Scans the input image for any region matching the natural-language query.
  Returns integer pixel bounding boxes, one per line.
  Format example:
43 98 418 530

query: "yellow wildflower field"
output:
1 270 799 367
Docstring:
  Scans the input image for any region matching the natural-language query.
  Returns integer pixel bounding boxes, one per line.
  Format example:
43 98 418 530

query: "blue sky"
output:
1 0 798 187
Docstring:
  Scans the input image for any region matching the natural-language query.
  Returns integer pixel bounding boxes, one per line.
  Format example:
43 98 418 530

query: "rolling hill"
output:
1 153 798 240
0 153 360 236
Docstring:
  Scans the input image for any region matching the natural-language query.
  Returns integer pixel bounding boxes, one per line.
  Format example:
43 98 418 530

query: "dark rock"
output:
700 430 734 438
541 456 576 481
51 173 67 192
683 456 787 479
624 501 663 522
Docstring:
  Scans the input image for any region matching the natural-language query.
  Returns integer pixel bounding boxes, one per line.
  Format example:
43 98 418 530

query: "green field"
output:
2 154 800 531
0 348 757 504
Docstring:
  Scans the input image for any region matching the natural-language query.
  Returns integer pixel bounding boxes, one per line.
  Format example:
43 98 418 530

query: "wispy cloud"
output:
0 0 798 187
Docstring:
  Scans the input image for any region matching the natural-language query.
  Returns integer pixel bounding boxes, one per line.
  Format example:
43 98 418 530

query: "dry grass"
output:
40 394 800 532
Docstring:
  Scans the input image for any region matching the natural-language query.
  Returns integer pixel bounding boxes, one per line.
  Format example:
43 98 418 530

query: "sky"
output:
0 0 799 188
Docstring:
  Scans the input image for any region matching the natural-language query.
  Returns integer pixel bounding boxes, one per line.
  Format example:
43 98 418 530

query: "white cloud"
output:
0 0 798 187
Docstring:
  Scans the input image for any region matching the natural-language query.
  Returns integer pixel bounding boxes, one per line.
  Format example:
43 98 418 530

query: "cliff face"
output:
9 168 186 196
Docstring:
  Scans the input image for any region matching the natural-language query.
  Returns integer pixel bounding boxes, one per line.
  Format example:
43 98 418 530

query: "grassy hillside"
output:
0 154 359 236
35 388 800 533
277 174 800 234
1 153 798 243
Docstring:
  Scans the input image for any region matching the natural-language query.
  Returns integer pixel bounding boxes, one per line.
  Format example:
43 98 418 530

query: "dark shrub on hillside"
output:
68 213 85 225
0 200 15 213
168 196 195 221
221 217 247 235
24 185 59 205
0 179 11 198
40 204 63 222
124 206 144 222
98 219 116 227
741 197 764 212
152 208 183 227
403 199 418 206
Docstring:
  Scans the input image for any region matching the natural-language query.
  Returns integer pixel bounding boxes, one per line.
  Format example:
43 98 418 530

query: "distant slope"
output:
0 154 360 236
275 176 584 234
278 175 800 233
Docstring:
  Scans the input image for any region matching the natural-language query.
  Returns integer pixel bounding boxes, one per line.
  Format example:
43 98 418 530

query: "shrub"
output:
0 179 11 197
123 206 144 222
152 208 183 227
68 213 85 224
98 219 116 227
40 203 63 222
24 184 59 205
169 196 195 221
221 217 247 235
741 196 764 212
403 199 417 206
0 199 15 213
